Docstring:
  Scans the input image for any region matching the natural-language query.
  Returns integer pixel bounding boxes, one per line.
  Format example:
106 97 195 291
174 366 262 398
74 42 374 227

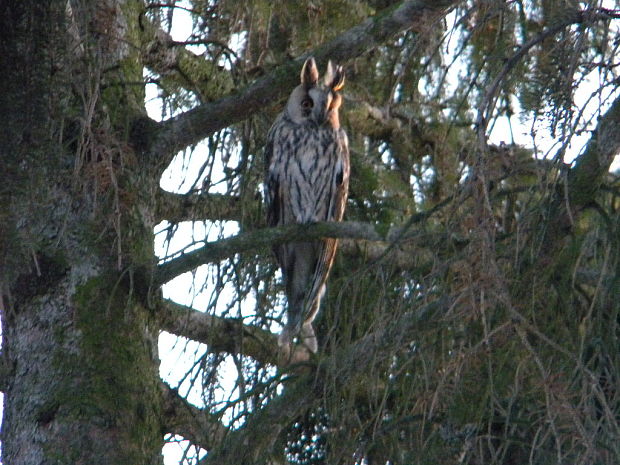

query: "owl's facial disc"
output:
307 87 332 125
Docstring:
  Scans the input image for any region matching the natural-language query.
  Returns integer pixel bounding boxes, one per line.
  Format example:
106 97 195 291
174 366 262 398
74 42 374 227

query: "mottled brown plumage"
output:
264 57 349 353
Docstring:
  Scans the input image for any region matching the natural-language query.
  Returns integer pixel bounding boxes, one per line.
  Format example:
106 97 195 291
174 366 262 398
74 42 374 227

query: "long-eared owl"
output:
264 57 349 354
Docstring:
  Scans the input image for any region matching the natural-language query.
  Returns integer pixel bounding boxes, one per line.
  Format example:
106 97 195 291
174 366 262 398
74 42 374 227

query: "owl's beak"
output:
320 109 330 125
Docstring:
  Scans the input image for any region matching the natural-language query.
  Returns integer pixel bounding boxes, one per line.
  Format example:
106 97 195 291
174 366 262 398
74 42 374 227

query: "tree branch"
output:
142 15 234 101
143 0 456 164
158 297 448 464
161 381 227 452
154 187 456 288
538 91 620 247
154 221 411 287
200 373 316 465
568 92 620 208
476 8 619 148
339 236 439 272
158 299 281 366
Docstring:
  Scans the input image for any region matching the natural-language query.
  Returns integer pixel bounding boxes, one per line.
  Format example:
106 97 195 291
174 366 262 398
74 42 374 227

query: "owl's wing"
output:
303 129 350 312
264 121 295 280
264 122 282 228
327 129 350 223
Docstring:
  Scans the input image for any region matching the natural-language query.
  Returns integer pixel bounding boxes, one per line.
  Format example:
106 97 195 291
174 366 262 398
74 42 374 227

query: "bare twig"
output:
475 8 617 149
155 189 246 223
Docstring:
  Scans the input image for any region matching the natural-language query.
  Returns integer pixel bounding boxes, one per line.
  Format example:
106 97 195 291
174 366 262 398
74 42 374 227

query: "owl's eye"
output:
301 98 313 109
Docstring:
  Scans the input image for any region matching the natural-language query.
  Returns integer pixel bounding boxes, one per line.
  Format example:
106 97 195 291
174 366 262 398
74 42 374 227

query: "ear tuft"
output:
301 57 319 87
324 60 345 91
332 65 345 91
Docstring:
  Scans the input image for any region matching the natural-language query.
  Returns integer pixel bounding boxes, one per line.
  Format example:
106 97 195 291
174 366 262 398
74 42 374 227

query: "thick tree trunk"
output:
0 1 163 463
4 259 163 464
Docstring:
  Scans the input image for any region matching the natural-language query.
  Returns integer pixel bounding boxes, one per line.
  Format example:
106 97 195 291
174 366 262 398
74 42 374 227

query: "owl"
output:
264 57 349 354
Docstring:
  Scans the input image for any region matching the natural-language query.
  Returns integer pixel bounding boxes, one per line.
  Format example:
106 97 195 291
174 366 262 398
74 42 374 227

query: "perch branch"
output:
154 190 456 288
153 220 417 287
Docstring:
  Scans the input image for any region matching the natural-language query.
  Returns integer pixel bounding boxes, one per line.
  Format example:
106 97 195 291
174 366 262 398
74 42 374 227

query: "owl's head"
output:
286 57 345 128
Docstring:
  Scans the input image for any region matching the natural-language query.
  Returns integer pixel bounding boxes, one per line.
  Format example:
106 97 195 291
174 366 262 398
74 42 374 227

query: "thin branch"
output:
339 236 438 272
199 374 316 465
145 3 200 14
476 11 581 144
155 189 246 223
142 0 457 164
161 381 227 451
475 8 617 149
